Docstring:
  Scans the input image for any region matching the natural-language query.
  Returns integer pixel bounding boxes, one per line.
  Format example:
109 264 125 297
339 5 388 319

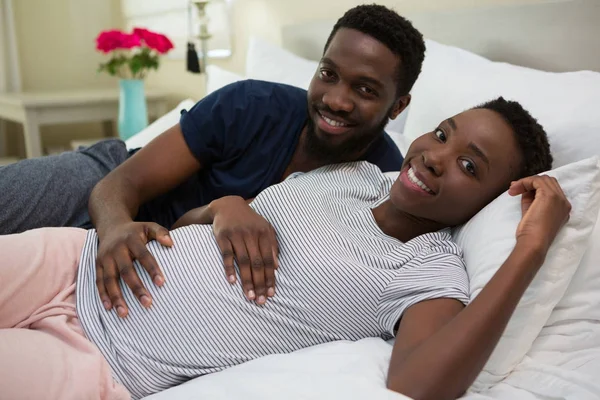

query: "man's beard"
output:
303 109 390 165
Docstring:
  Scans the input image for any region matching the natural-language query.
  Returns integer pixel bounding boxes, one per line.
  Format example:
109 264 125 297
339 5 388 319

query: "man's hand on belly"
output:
96 221 172 318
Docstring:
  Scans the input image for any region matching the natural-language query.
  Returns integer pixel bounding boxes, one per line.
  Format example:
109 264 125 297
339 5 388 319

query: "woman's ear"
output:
389 95 411 120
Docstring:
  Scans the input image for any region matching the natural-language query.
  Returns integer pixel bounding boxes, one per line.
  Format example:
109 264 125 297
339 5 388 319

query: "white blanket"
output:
144 323 600 400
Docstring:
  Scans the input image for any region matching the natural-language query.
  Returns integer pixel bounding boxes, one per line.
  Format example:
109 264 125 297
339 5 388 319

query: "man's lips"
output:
316 110 355 135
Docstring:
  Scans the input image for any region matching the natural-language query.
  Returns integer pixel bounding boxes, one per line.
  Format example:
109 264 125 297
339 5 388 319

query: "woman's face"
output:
390 108 524 227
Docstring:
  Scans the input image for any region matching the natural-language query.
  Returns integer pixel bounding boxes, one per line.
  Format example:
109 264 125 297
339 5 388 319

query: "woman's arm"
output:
387 175 571 400
387 242 543 400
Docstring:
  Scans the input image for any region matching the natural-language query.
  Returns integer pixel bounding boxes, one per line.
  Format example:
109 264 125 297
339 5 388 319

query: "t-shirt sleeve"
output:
178 80 261 166
377 247 470 336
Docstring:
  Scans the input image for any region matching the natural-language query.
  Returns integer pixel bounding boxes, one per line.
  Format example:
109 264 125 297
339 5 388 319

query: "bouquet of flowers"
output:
95 28 174 79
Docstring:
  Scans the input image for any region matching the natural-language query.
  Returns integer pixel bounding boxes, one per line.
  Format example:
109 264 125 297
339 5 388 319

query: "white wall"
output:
6 0 122 156
5 0 547 155
145 0 547 104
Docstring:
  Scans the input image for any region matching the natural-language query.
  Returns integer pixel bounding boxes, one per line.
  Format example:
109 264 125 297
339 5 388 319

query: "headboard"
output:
282 0 600 73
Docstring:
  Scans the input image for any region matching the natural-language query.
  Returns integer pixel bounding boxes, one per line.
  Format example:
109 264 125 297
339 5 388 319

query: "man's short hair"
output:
324 4 426 97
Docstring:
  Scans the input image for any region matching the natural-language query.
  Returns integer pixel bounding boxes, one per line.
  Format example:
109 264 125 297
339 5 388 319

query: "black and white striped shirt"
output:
76 162 470 399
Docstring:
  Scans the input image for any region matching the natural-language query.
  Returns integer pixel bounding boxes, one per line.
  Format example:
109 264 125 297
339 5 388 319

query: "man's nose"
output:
322 84 354 114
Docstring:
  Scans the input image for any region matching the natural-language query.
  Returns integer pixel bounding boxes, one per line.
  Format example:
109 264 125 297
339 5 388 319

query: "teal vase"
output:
118 79 149 141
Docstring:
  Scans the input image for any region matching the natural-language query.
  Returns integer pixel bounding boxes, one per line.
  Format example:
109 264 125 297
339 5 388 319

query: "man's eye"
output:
461 159 476 176
359 86 375 95
434 128 447 142
320 69 335 80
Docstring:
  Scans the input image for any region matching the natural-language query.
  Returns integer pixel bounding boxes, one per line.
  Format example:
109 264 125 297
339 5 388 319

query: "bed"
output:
138 1 600 398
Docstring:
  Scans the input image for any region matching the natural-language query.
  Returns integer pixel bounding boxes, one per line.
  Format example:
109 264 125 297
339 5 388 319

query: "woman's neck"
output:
372 199 446 242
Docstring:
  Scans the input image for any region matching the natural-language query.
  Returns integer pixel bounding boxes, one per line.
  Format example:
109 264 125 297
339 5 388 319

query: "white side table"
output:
0 88 169 158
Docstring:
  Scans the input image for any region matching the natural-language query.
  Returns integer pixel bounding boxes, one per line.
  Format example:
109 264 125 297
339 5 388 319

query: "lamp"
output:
188 0 232 74
192 0 212 73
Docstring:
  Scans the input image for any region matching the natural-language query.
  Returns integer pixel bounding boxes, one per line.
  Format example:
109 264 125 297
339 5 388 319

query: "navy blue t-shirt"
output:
137 80 404 228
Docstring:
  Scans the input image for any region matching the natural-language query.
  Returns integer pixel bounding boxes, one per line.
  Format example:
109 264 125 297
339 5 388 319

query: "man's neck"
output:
281 124 367 181
372 199 445 242
280 126 330 181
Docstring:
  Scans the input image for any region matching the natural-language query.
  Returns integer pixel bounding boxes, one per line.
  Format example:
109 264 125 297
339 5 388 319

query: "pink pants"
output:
0 228 131 400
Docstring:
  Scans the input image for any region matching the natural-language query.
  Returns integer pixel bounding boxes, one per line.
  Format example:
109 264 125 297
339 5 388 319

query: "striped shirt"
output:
76 161 470 399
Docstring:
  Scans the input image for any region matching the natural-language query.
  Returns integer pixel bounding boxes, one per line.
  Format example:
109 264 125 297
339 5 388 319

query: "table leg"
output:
0 120 6 157
102 120 115 138
22 110 42 158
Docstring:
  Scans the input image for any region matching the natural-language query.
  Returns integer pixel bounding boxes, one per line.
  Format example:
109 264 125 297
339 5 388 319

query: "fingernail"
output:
228 275 236 283
117 306 127 318
248 290 255 299
267 287 275 297
154 275 164 286
258 295 266 304
103 300 111 310
141 295 152 308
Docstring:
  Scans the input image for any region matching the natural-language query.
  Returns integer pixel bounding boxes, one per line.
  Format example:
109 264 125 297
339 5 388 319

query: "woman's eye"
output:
434 128 447 142
461 159 476 176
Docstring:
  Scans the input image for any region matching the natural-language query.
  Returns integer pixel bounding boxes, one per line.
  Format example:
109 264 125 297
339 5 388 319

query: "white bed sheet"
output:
143 322 600 400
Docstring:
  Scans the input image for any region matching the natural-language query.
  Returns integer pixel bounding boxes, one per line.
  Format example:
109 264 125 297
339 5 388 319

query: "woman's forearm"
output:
387 240 547 400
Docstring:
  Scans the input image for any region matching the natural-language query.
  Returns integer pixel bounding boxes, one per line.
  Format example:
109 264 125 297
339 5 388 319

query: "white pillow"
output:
452 157 600 391
245 36 318 90
245 36 410 138
206 64 245 95
125 99 196 150
404 39 600 168
548 211 600 324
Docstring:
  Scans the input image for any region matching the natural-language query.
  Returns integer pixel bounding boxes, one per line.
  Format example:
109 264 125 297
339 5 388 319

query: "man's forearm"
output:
387 241 547 400
172 204 213 229
89 173 142 236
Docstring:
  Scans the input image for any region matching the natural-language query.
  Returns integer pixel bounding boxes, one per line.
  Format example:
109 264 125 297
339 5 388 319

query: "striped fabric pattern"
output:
76 161 470 399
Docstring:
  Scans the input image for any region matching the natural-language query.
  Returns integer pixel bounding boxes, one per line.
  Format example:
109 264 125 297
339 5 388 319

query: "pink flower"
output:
95 30 141 52
133 27 174 54
95 30 123 53
120 33 142 49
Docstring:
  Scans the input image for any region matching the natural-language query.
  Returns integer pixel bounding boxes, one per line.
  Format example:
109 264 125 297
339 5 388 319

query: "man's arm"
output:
89 123 201 317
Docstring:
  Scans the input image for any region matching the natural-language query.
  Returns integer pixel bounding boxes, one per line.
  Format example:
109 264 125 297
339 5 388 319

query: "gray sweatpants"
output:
0 139 130 235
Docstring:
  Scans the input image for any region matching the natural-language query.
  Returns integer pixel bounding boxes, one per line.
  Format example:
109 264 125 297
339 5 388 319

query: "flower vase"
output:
118 79 148 141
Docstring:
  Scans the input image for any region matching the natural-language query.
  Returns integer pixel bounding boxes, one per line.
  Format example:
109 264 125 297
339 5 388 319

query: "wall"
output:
6 0 546 156
145 0 546 105
7 0 122 156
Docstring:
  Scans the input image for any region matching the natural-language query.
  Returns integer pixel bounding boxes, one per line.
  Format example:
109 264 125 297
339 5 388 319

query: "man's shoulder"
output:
364 132 404 172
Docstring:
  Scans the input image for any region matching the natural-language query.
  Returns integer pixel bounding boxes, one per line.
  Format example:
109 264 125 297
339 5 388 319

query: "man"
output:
0 5 425 314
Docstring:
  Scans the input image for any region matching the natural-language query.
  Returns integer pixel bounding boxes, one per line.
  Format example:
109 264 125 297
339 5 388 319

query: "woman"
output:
0 98 570 400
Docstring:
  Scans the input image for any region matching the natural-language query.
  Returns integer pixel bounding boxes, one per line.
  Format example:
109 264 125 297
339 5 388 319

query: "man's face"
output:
390 109 524 227
305 28 409 163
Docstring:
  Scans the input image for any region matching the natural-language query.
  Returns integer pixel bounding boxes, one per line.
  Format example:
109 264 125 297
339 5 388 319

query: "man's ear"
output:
389 95 411 120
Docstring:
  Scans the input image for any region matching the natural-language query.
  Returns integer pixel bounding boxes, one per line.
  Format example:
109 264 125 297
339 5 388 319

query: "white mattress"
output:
143 321 600 400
